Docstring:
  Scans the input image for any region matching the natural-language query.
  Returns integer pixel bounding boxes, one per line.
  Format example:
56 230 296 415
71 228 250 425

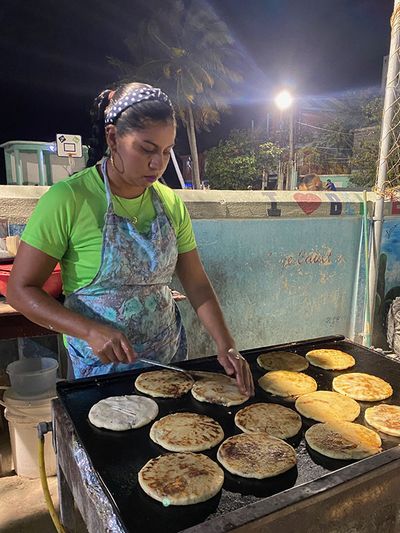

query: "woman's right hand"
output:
85 324 137 364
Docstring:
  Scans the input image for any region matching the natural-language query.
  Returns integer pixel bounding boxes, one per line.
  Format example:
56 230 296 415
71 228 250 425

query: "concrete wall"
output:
180 216 364 357
0 186 388 364
372 216 400 349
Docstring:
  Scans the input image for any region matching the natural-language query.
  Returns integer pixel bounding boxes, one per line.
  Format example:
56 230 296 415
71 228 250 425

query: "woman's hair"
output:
86 82 175 167
301 173 319 186
298 173 323 191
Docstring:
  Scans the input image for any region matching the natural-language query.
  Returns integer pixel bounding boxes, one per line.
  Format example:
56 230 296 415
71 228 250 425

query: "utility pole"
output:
288 106 296 189
367 0 400 345
274 89 296 190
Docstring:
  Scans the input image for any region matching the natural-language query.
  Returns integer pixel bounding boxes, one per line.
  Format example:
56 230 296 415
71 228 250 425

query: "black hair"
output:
301 173 319 186
86 82 175 168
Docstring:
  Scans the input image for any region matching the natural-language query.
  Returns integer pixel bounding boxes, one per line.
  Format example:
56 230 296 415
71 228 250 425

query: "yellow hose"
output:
38 435 66 533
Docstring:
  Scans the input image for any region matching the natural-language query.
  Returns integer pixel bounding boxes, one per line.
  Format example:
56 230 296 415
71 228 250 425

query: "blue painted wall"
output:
176 217 364 358
381 217 400 293
372 216 400 348
0 214 380 365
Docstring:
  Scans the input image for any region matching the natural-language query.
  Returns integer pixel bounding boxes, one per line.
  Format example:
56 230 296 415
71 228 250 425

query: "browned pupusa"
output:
138 453 224 505
305 422 382 460
191 375 249 406
135 369 193 398
217 433 297 479
235 403 302 439
258 370 317 400
150 412 224 452
306 349 355 370
332 373 393 401
365 404 400 436
257 351 309 372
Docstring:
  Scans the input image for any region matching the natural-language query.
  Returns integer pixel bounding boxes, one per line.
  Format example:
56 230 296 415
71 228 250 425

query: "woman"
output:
7 82 254 395
298 173 323 191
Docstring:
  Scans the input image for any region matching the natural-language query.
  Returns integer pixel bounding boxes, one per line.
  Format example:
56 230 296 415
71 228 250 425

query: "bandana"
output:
104 86 173 125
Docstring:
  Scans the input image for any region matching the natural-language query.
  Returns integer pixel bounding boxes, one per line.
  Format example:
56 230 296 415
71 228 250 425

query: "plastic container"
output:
3 389 57 478
6 358 59 398
0 263 62 298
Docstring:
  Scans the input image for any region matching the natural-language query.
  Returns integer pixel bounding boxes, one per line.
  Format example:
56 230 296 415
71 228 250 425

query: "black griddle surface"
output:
57 336 400 533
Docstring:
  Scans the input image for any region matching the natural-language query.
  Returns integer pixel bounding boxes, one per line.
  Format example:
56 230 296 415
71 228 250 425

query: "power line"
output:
297 121 354 136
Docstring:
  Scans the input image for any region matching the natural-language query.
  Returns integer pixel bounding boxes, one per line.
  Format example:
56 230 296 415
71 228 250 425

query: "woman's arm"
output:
7 243 136 364
175 249 254 395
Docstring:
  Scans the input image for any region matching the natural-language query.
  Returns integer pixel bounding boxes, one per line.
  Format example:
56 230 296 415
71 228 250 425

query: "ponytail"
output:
86 89 113 168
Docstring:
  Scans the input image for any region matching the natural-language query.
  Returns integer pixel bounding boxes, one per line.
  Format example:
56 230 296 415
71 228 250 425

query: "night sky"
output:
0 0 394 181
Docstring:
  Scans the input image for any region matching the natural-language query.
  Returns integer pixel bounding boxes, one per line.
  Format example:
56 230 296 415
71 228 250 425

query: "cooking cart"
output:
53 335 400 533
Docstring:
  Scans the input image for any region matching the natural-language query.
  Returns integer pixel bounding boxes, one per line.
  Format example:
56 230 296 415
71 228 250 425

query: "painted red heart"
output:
293 193 321 215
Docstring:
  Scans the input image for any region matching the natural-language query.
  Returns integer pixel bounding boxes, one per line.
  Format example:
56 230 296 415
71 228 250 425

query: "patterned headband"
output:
104 86 173 125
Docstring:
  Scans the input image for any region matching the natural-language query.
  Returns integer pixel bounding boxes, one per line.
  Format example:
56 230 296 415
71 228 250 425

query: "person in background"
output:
325 178 337 191
7 82 254 396
298 173 323 191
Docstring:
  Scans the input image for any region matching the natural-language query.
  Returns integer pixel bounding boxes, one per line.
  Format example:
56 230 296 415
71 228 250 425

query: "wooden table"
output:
0 299 53 340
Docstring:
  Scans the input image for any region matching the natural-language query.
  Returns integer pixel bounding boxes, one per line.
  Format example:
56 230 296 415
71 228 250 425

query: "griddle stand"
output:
53 399 400 533
53 335 400 533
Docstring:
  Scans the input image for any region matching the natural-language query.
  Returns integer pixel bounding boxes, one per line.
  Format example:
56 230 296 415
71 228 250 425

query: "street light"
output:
274 90 293 111
274 90 296 190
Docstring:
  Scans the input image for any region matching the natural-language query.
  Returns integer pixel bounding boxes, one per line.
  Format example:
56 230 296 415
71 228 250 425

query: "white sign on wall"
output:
56 134 83 158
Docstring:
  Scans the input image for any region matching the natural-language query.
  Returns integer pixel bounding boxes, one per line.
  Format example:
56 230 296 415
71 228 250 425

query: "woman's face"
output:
107 121 176 189
298 176 323 191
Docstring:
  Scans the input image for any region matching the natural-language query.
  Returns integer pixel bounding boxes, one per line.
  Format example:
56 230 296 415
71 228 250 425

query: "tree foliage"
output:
351 134 380 187
296 91 383 185
108 0 243 188
350 95 382 187
205 129 282 189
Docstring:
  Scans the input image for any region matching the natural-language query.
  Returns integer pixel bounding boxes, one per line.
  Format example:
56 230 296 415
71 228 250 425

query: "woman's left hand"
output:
217 347 255 397
170 289 187 302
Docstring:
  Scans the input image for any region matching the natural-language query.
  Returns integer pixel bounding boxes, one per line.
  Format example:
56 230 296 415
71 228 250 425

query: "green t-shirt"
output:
22 166 196 295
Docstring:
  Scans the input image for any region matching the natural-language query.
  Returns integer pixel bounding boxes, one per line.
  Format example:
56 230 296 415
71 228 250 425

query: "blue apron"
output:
64 159 187 378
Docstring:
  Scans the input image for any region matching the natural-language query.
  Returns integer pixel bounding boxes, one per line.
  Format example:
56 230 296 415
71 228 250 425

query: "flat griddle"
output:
56 335 400 533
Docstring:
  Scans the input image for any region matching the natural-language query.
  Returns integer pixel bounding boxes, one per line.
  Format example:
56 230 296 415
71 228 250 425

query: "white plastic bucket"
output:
6 357 58 398
3 389 56 478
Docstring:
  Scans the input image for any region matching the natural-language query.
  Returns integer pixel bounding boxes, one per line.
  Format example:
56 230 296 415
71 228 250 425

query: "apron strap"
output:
101 158 114 207
150 186 165 216
102 158 170 223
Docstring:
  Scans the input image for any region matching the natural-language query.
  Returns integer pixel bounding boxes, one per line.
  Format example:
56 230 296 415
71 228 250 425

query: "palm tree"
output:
108 0 243 188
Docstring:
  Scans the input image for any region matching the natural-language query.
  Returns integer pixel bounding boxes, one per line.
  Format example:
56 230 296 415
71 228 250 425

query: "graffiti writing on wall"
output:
325 316 341 327
265 192 365 217
280 248 346 268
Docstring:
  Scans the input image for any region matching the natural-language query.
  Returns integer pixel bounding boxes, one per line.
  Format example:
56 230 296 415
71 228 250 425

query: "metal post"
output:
4 150 13 184
288 107 297 189
367 0 400 344
45 152 53 185
170 149 186 189
37 149 46 185
14 149 23 185
277 160 284 190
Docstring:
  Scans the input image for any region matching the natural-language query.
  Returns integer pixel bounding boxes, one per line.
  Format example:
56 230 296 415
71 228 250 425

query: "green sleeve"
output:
21 181 76 260
173 196 197 254
154 182 197 254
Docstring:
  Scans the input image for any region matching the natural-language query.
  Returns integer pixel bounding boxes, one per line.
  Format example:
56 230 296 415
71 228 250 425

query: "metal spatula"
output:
138 349 242 379
138 357 214 380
